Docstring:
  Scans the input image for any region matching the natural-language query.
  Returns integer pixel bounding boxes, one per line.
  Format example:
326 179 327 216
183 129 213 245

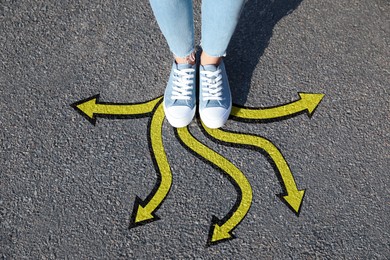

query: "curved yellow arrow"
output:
231 93 324 121
71 95 162 124
176 126 252 245
129 101 172 227
201 123 305 215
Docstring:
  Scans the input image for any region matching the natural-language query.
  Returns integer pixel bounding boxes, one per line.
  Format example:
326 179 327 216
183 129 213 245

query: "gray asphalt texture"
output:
1 0 389 258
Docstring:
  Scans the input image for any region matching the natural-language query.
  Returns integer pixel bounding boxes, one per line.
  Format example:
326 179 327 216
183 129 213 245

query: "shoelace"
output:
200 69 223 101
171 68 195 100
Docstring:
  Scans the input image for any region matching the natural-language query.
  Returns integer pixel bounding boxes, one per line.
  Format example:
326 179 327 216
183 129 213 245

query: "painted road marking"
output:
231 93 324 122
200 122 305 215
129 101 172 228
176 126 253 245
71 92 324 245
71 94 162 124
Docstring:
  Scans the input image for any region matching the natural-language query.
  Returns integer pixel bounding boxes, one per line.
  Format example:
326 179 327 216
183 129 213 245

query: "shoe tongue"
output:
177 63 193 70
202 64 218 72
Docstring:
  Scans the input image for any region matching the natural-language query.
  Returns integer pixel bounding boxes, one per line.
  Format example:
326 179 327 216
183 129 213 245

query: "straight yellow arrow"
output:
176 126 252 245
71 94 162 125
129 101 172 227
231 93 324 121
201 124 305 215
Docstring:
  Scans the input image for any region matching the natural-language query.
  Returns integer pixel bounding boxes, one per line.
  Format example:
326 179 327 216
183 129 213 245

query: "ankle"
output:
200 51 222 66
175 52 196 65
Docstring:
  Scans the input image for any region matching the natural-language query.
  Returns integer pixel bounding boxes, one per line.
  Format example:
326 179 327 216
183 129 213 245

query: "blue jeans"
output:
149 0 247 59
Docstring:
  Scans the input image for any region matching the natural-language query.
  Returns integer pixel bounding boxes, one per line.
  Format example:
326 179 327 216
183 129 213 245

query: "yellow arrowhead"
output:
211 224 233 243
282 189 305 214
75 97 97 119
298 93 324 116
129 197 161 228
134 205 155 223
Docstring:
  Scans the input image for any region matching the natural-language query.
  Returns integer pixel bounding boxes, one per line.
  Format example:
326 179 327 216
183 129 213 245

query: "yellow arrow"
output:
231 93 324 121
176 126 252 245
71 95 162 124
129 101 172 227
201 123 305 215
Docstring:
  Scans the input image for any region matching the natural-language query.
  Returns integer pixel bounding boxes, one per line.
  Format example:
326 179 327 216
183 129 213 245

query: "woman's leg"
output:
201 0 247 65
149 0 196 127
199 0 247 128
149 0 195 64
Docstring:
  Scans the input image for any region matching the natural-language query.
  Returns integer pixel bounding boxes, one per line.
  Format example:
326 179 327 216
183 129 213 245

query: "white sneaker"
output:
199 60 232 129
163 62 196 128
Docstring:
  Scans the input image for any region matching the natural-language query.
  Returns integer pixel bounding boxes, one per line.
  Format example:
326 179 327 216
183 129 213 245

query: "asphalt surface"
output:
1 0 389 258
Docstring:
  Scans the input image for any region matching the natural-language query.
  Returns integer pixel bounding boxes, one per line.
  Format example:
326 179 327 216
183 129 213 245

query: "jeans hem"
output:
172 48 196 60
199 42 227 58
